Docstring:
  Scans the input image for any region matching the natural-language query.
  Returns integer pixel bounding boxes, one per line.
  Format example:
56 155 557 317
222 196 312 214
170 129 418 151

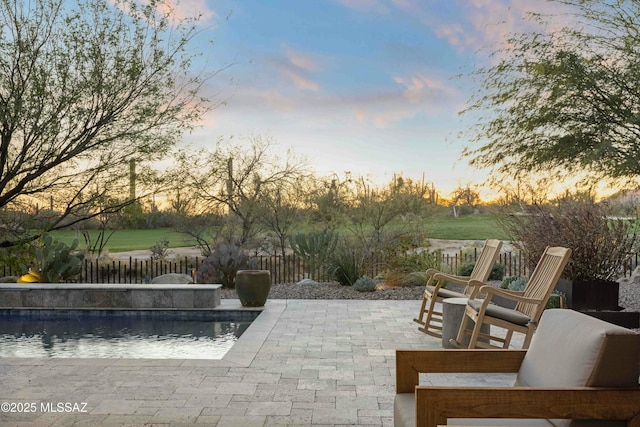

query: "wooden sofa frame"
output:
396 349 640 427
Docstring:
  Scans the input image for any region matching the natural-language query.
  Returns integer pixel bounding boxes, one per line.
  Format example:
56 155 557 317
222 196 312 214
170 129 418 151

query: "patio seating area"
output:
5 298 636 426
1 298 466 426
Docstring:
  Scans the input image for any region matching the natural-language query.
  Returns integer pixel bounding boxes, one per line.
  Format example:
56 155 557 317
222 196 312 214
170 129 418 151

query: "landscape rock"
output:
297 278 320 286
151 273 194 284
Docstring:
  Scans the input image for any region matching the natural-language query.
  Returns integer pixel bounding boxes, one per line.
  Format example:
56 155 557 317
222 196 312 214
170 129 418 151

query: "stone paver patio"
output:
0 299 515 426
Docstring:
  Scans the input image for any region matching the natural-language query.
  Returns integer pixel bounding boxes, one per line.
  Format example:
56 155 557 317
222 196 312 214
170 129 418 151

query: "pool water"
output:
0 311 256 359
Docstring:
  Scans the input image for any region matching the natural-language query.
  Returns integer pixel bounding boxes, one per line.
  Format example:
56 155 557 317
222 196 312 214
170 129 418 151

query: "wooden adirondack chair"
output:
451 246 571 349
413 239 503 338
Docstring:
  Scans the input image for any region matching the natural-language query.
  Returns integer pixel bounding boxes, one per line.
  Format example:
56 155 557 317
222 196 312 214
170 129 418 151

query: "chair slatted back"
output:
464 239 503 298
516 246 572 320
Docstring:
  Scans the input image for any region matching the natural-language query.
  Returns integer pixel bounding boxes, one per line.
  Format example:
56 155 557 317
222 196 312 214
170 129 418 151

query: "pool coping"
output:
217 299 286 366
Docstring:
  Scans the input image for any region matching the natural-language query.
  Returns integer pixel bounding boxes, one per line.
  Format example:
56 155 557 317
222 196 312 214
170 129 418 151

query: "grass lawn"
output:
50 229 197 253
426 214 510 240
49 214 509 253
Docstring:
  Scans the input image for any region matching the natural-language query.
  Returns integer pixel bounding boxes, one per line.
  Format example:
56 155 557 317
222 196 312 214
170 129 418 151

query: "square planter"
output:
555 278 621 311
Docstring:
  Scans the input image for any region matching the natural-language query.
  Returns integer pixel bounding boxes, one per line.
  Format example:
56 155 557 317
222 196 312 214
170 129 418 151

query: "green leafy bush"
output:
353 275 376 292
383 236 441 287
458 262 505 281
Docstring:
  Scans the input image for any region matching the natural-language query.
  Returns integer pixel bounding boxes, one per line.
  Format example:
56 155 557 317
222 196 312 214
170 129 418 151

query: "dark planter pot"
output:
235 270 271 307
555 278 621 311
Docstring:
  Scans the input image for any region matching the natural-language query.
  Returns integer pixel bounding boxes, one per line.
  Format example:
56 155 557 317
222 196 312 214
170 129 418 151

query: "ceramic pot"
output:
235 270 271 307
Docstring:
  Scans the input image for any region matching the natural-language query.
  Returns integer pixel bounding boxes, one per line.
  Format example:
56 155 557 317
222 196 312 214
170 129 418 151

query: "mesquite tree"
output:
0 0 220 244
462 0 640 183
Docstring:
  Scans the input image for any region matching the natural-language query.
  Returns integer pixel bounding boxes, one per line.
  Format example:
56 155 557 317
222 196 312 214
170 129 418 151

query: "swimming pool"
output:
0 310 260 359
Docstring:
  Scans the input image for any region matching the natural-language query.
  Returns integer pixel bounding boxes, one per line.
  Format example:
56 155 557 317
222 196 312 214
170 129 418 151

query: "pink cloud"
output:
270 46 323 92
110 0 217 25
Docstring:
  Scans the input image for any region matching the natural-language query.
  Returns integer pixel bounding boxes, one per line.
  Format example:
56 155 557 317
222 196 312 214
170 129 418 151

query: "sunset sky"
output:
167 0 563 196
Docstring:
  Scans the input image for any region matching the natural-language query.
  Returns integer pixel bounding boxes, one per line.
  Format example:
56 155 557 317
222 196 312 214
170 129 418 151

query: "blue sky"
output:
170 0 558 196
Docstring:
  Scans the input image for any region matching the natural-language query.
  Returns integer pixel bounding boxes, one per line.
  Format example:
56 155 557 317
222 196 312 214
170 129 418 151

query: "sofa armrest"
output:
395 349 526 393
415 386 640 427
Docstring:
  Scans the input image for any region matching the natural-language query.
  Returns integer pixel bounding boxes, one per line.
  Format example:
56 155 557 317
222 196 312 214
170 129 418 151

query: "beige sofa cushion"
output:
516 309 640 389
515 309 640 427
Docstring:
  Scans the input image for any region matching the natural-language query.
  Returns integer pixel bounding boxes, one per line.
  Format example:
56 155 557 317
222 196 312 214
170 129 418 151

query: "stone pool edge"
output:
0 299 286 369
215 299 286 367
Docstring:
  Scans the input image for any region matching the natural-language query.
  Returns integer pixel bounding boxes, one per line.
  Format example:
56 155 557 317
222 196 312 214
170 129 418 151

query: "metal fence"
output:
4 249 638 285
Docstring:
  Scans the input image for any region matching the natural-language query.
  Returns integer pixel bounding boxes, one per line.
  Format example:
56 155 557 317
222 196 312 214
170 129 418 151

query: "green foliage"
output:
0 0 215 232
0 243 35 275
462 0 640 182
383 236 441 287
500 276 564 309
196 244 257 289
458 262 505 281
289 230 338 280
501 276 524 289
33 233 85 283
327 238 371 286
502 277 528 291
353 275 376 292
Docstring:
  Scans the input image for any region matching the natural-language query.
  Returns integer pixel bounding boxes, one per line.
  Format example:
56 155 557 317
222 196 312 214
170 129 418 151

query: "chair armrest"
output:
432 272 471 286
478 284 540 305
415 387 640 427
395 349 526 393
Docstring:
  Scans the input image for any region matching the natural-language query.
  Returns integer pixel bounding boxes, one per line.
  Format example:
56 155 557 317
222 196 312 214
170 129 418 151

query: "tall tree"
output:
182 136 310 247
462 0 640 183
0 0 221 243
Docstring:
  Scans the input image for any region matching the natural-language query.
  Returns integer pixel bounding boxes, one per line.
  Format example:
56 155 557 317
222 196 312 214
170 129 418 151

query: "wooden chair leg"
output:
418 296 442 337
502 329 513 349
522 325 536 349
413 294 428 325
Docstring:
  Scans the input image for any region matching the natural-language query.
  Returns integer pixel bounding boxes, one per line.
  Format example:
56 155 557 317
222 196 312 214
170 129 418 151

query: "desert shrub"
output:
500 276 521 289
501 276 563 309
150 240 170 260
383 236 441 287
505 277 528 291
498 194 637 281
327 238 373 286
0 242 35 276
457 262 505 281
353 275 376 292
196 244 257 288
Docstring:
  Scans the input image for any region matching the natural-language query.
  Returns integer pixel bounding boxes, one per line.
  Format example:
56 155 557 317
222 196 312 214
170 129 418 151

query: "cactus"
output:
288 230 337 280
196 244 257 289
29 233 84 283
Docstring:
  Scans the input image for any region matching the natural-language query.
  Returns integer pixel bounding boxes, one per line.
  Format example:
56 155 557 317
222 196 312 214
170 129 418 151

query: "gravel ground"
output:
221 278 640 312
